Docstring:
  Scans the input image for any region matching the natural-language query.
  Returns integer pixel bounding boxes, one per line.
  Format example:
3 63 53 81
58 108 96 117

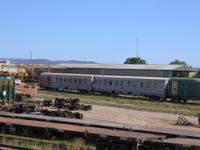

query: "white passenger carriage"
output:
40 73 93 91
40 73 170 99
93 75 169 98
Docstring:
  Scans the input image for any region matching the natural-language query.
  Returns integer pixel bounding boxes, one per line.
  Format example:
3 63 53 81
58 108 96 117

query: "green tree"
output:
169 59 187 65
124 57 147 64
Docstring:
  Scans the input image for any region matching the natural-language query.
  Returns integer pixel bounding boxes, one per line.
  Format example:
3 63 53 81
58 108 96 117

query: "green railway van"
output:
167 78 200 101
0 73 15 102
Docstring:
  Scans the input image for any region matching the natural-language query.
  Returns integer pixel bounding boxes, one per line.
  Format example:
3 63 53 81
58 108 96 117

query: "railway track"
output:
0 112 200 150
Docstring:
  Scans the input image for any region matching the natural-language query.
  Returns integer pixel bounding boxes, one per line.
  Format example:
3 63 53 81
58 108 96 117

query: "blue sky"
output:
0 0 200 66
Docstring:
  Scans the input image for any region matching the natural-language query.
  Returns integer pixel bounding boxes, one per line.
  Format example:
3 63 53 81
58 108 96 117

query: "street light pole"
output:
136 39 139 58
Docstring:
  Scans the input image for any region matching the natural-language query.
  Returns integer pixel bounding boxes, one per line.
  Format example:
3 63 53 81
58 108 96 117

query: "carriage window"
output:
64 78 67 82
74 78 77 83
109 80 112 86
146 81 151 88
47 76 51 81
99 80 102 84
157 82 161 88
140 82 144 87
56 77 58 81
115 80 119 86
120 81 123 85
127 81 131 87
154 82 158 88
104 80 107 85
84 78 87 83
133 81 137 87
60 78 63 82
79 79 82 83
69 78 72 82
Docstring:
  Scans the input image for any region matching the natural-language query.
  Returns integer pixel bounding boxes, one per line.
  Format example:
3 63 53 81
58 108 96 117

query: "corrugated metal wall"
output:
102 69 164 77
49 68 165 77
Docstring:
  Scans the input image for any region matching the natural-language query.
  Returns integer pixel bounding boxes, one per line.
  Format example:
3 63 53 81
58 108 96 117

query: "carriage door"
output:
171 81 178 96
91 76 94 92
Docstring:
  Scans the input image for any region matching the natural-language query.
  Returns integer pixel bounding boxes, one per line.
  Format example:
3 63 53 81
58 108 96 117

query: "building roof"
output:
42 72 170 80
52 64 195 71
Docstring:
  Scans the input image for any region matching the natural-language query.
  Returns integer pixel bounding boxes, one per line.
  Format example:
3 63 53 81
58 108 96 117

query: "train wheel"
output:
183 99 188 103
22 128 30 137
9 125 16 134
44 128 51 138
171 97 178 103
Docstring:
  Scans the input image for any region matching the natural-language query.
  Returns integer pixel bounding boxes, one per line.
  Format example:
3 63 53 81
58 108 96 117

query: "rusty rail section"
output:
0 117 164 142
1 112 200 139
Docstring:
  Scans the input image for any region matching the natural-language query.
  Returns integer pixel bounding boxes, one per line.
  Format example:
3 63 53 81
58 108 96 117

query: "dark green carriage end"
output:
0 72 15 103
167 78 200 101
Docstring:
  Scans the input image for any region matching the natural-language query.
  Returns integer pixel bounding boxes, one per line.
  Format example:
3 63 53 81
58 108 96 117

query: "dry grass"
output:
68 138 88 150
0 134 94 150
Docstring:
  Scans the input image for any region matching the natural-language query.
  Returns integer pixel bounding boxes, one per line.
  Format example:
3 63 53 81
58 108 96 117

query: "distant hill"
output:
0 58 96 65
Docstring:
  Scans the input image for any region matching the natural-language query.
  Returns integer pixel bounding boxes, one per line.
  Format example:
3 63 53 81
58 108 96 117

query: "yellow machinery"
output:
1 64 29 81
1 64 52 82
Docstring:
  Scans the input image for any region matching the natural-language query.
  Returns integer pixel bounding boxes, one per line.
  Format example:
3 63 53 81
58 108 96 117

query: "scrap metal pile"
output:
6 97 92 119
44 97 92 111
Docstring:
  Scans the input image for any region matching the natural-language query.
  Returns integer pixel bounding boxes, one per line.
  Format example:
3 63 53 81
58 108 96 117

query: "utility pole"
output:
30 50 34 80
136 39 139 58
30 50 32 60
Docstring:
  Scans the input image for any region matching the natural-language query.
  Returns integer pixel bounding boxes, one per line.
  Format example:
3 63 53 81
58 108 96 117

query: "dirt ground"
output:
82 105 200 131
